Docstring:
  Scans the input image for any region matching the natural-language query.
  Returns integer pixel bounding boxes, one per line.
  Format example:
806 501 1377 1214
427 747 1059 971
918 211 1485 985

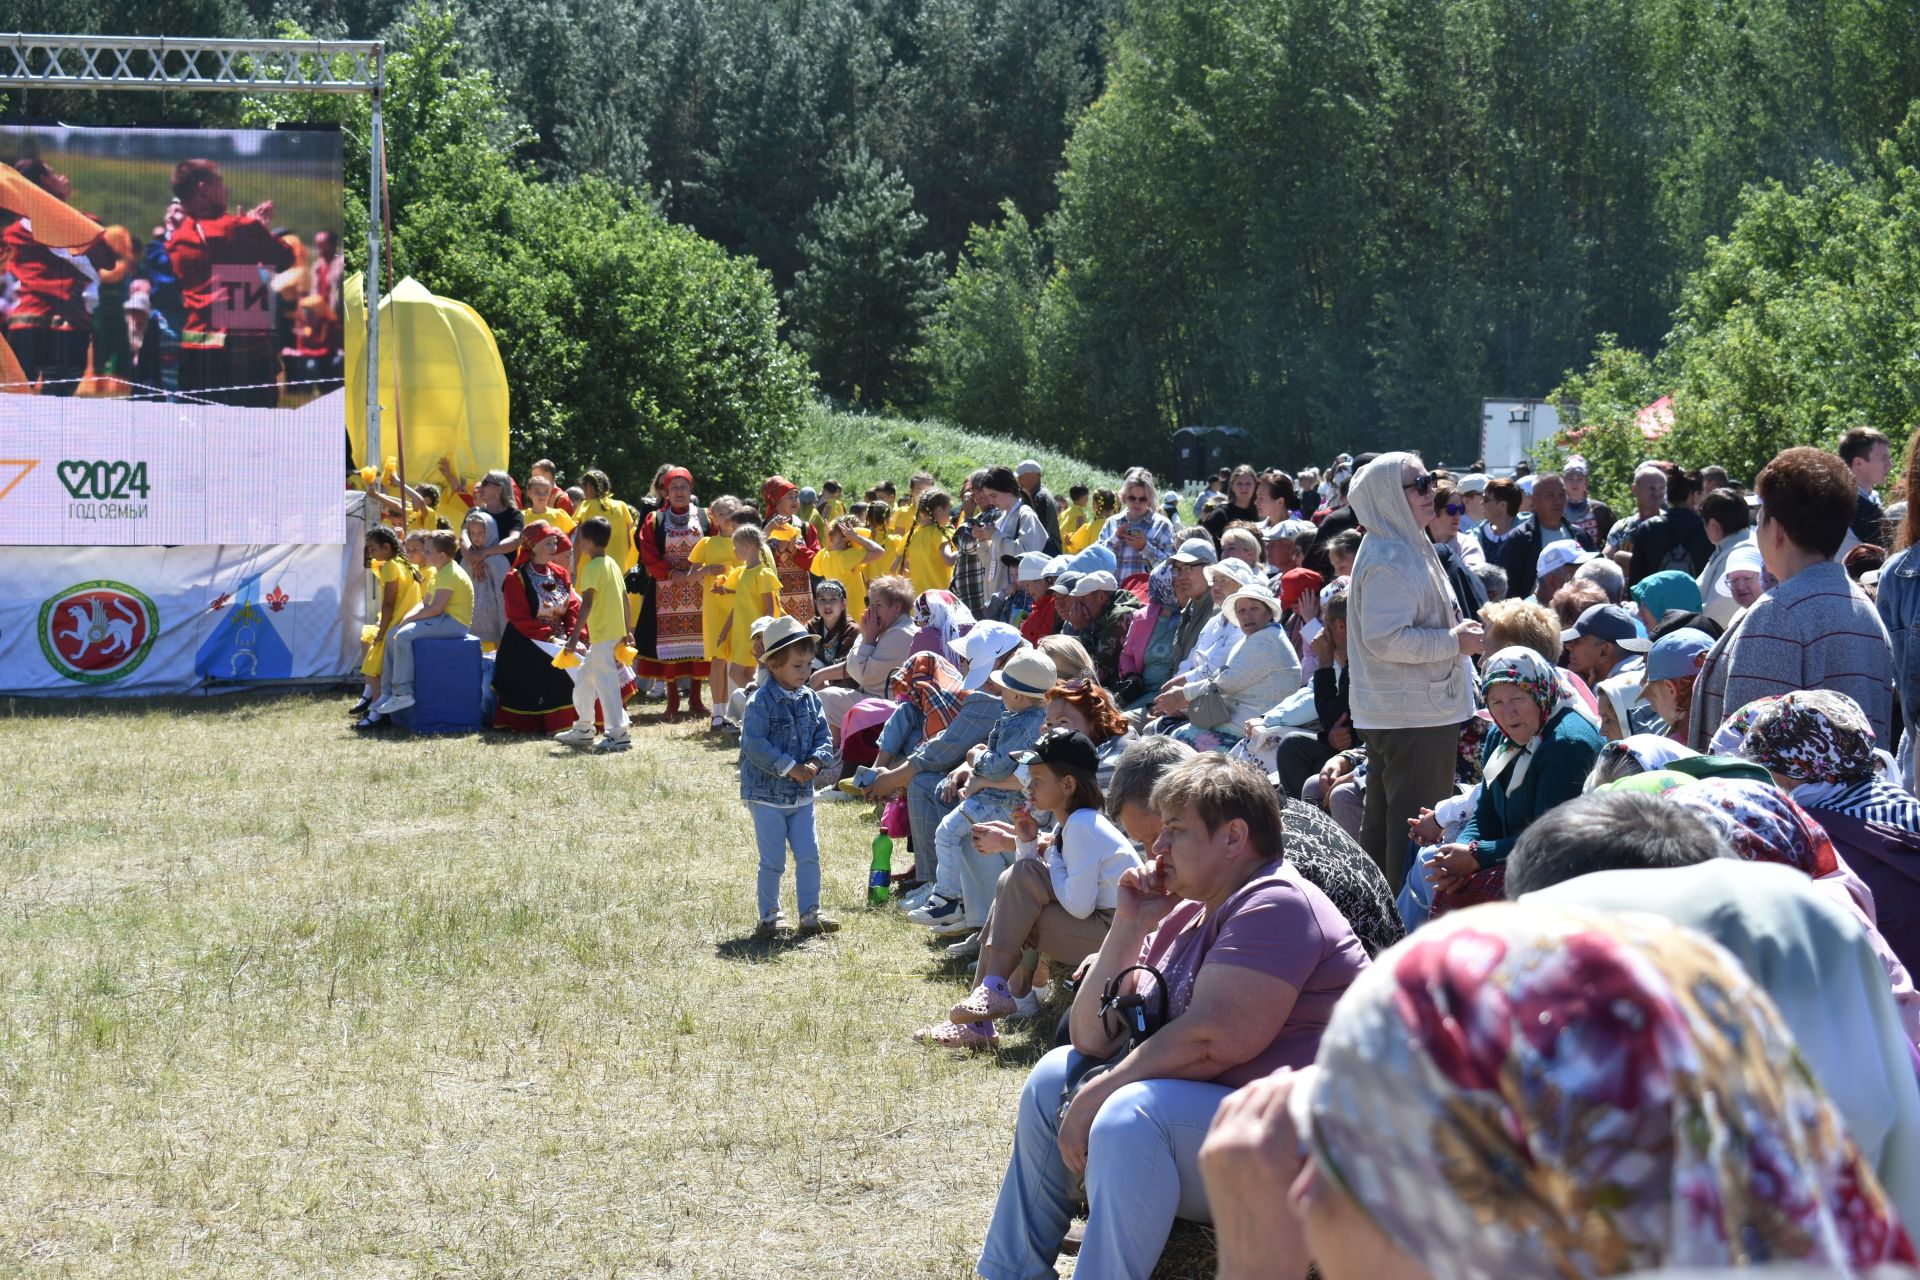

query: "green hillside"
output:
779 403 1124 507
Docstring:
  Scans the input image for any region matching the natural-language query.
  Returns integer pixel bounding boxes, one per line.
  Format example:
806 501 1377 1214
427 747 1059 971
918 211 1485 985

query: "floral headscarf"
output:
1480 646 1559 721
1146 561 1178 611
1738 689 1878 785
1303 904 1915 1280
1668 777 1841 878
911 590 975 660
1709 695 1784 757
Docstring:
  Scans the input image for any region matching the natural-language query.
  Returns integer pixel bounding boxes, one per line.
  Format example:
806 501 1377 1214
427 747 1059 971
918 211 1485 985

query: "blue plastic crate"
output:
394 634 484 735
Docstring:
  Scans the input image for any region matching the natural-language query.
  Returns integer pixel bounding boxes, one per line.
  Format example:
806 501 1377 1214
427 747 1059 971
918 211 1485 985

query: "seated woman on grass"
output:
977 753 1368 1280
914 728 1141 1050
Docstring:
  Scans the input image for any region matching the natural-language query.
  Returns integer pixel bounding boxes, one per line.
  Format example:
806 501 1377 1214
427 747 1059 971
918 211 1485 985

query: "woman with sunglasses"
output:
1344 454 1484 893
1424 478 1489 623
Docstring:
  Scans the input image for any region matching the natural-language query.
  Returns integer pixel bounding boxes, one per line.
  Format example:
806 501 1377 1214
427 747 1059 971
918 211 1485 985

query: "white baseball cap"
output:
1014 551 1054 583
1717 542 1765 594
1456 474 1489 494
1015 460 1043 478
1537 541 1596 579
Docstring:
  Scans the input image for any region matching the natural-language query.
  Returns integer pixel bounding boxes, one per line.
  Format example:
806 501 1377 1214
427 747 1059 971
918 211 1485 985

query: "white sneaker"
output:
592 734 632 754
905 893 959 926
945 932 981 960
899 883 935 911
554 725 597 747
378 692 414 714
1013 989 1043 1019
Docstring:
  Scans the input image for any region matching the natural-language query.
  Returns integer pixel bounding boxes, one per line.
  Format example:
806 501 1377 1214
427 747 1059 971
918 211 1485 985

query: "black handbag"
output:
1057 963 1169 1122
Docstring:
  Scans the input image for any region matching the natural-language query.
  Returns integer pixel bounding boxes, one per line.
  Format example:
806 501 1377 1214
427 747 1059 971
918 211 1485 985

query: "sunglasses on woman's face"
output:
1443 502 1466 516
1403 473 1434 497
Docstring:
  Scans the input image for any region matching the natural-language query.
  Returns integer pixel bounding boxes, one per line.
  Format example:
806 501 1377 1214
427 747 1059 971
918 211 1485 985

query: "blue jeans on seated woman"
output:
979 1044 1230 1280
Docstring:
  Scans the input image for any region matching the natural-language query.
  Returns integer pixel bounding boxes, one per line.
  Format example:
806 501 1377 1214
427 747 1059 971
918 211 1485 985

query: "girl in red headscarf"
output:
494 521 584 732
635 466 713 720
761 475 820 625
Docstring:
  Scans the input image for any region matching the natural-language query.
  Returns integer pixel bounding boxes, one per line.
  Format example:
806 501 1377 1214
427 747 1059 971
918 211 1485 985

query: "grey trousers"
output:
1358 722 1461 893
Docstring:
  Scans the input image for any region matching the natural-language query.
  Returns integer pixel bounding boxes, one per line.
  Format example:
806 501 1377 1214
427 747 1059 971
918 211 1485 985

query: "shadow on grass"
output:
713 929 819 961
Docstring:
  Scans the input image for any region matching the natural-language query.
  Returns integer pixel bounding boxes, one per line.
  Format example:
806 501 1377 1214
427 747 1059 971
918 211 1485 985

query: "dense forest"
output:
14 0 1920 488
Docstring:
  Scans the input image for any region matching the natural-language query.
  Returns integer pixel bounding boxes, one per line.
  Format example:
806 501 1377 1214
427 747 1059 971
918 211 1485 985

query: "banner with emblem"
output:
0 518 364 697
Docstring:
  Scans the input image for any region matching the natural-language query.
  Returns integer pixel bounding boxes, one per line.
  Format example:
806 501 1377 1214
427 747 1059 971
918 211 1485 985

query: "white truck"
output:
1478 398 1563 475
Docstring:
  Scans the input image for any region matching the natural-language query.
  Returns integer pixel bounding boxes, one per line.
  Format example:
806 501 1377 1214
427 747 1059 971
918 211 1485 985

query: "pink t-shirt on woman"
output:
1137 858 1369 1088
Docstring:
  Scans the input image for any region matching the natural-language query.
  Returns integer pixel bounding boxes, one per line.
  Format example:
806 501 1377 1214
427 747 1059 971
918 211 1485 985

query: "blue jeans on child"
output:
935 789 1021 926
977 1045 1227 1280
749 801 821 920
382 613 468 697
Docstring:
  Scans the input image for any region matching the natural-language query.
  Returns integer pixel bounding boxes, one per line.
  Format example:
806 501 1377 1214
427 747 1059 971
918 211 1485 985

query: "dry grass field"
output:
0 692 1214 1277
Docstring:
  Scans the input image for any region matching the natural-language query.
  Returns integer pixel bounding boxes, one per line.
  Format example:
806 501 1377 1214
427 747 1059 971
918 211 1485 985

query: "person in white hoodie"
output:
1345 452 1484 889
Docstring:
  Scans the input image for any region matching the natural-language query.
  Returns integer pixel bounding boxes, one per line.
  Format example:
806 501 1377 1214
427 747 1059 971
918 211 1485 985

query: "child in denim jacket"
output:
911 648 1058 938
738 616 839 939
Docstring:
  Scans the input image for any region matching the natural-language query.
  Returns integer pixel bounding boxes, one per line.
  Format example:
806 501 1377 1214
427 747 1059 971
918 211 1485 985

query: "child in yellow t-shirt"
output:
1067 488 1117 554
353 526 423 726
716 523 780 690
812 515 888 619
555 516 635 752
900 488 957 594
690 496 744 729
523 473 576 534
863 501 905 584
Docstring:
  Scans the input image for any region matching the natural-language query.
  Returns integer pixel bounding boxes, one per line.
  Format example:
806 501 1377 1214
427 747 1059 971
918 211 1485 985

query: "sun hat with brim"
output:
1069 570 1120 597
1456 473 1489 494
1223 585 1285 623
953 621 1025 692
1717 542 1766 594
759 615 812 658
988 649 1059 699
1206 559 1259 589
749 615 777 639
1169 539 1219 567
1012 727 1100 774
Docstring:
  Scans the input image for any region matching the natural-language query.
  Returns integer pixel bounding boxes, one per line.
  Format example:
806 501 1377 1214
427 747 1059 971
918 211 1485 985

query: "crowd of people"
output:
0 154 344 403
349 434 1920 1279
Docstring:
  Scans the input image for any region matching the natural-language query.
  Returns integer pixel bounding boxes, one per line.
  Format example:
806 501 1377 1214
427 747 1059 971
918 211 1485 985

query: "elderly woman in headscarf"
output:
492 521 581 733
1670 777 1920 1046
1583 732 1699 790
905 588 974 662
1738 690 1920 974
759 475 820 624
1420 647 1605 911
1196 904 1918 1280
460 508 510 648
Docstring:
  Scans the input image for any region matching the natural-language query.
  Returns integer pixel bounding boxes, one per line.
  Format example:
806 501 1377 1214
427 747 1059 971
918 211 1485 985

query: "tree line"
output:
18 0 1920 491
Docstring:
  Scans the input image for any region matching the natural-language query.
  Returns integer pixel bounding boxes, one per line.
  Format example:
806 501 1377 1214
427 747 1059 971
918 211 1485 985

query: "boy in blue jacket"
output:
739 616 840 939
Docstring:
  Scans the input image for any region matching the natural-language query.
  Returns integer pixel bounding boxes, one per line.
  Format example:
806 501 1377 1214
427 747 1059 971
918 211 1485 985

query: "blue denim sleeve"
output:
907 696 997 774
974 706 1044 780
738 689 793 780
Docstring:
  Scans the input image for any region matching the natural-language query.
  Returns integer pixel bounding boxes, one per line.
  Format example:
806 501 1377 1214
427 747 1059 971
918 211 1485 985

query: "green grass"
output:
788 404 1125 503
0 692 1215 1277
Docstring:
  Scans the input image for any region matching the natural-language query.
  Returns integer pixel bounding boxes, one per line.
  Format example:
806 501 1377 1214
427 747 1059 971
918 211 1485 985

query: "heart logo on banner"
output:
56 460 91 498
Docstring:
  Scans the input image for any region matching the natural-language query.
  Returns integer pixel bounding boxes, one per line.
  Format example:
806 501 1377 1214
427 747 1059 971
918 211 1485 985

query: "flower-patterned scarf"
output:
1303 904 1914 1280
1709 695 1784 757
1738 689 1878 785
1479 647 1565 790
1668 777 1841 878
